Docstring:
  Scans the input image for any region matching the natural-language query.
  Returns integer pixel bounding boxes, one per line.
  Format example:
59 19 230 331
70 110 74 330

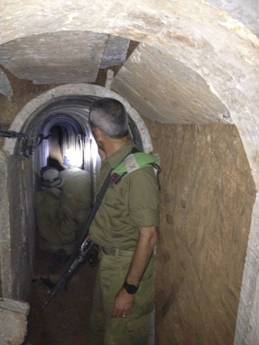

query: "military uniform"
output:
60 168 92 254
89 142 160 345
36 187 62 252
36 168 92 255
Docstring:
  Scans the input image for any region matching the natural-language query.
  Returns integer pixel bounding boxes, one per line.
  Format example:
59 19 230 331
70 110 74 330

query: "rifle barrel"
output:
41 240 94 311
0 129 28 139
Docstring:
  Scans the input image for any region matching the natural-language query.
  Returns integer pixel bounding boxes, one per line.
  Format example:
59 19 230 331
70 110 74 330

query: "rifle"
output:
0 128 28 139
41 167 114 311
41 238 98 311
0 128 50 157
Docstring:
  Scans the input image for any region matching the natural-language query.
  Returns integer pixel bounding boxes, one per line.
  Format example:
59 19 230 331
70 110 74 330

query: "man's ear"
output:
92 127 103 141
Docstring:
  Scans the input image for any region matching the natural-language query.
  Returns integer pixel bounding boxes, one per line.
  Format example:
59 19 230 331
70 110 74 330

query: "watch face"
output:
124 281 138 294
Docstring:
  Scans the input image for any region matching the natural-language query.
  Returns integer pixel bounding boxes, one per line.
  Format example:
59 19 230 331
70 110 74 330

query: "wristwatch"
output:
123 281 139 294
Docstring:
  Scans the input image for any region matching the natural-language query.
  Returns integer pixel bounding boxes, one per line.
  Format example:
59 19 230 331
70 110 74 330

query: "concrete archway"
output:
0 84 154 344
3 84 153 155
1 83 153 281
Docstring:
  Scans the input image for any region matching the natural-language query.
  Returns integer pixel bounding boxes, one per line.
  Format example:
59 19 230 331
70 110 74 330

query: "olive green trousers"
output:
89 251 155 345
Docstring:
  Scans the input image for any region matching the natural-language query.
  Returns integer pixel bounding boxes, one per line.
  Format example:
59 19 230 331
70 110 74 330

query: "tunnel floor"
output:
26 248 97 345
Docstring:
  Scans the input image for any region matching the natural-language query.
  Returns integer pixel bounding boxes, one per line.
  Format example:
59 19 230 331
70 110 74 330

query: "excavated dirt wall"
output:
0 71 51 128
145 122 256 345
0 73 50 299
0 72 51 150
0 70 109 148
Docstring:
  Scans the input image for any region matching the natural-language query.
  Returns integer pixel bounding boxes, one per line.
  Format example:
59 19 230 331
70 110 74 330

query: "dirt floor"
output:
25 249 97 345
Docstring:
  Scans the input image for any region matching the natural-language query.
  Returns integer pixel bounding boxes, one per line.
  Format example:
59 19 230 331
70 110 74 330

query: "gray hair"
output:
89 98 128 138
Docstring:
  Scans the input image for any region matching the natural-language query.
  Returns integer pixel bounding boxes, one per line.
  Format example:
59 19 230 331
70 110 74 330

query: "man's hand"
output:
112 227 157 318
112 288 134 318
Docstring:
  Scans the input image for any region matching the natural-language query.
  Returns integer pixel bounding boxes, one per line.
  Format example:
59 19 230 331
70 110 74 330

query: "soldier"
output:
59 167 92 254
88 98 160 345
36 167 63 253
36 165 92 257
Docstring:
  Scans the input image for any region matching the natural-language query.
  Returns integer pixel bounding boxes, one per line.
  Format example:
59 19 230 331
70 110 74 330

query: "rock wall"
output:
0 71 108 149
0 151 35 301
145 122 256 345
0 73 49 299
0 298 29 345
0 151 11 298
8 156 35 300
0 70 51 129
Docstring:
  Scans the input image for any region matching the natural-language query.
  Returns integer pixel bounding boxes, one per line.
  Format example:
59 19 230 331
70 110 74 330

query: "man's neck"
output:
104 137 130 158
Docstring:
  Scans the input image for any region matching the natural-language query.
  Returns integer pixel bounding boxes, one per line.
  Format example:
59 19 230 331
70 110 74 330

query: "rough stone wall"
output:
8 156 35 300
0 151 11 298
0 70 110 140
207 0 259 36
0 152 36 301
112 44 230 124
0 70 51 131
0 298 29 345
145 122 255 345
0 73 50 299
0 71 109 151
0 73 49 300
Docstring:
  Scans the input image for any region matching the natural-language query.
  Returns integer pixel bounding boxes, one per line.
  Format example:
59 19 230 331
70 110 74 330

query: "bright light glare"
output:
64 148 83 167
87 135 100 168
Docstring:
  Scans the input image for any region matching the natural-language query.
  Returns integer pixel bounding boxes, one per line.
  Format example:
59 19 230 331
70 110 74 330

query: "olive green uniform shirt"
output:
89 142 160 251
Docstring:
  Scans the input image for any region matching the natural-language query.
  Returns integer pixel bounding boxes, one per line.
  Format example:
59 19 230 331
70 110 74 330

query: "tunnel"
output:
1 1 259 345
7 93 148 345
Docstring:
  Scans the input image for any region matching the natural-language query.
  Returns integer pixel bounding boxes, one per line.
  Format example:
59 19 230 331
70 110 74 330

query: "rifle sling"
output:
77 147 140 245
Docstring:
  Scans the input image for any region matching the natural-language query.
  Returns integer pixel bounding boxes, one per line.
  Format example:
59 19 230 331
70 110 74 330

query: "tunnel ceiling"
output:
0 31 130 84
207 0 259 37
1 0 259 129
112 44 230 124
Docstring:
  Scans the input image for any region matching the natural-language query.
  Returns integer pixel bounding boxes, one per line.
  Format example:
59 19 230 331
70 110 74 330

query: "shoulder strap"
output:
112 152 160 185
77 147 138 242
114 152 159 175
77 169 113 243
